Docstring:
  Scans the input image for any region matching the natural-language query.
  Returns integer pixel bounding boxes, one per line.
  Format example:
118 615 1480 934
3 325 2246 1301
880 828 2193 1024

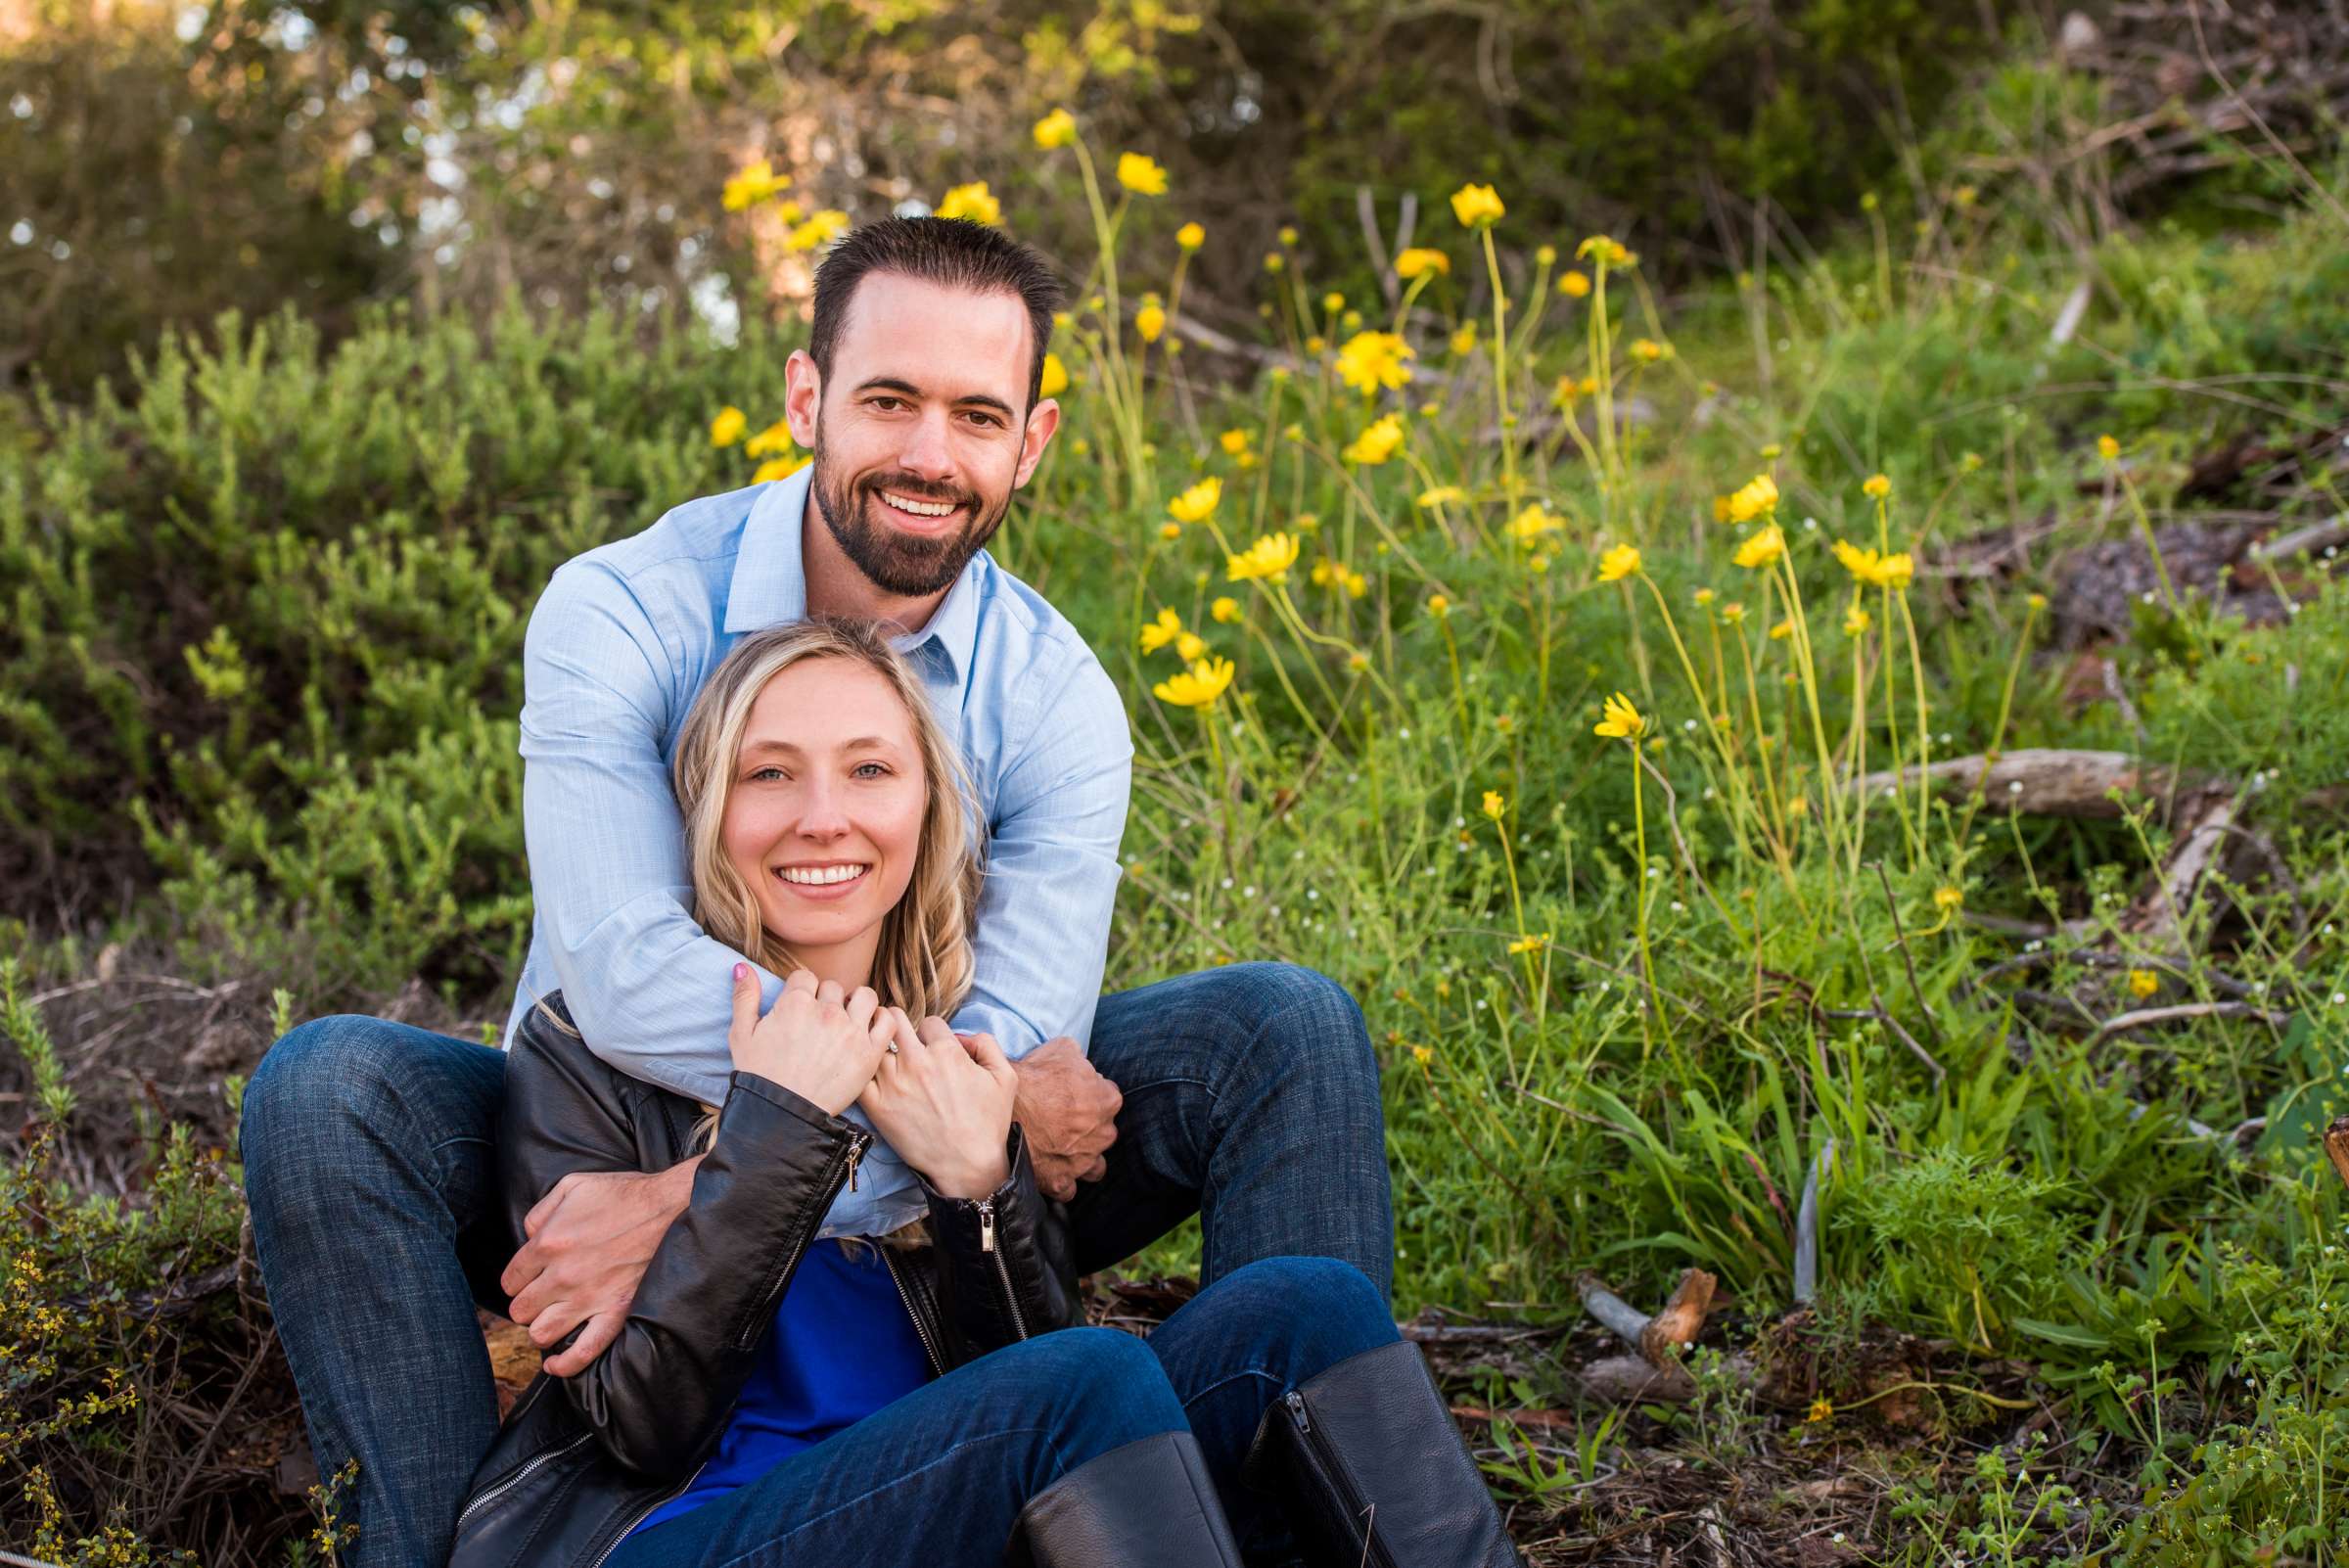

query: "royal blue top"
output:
630 1237 934 1535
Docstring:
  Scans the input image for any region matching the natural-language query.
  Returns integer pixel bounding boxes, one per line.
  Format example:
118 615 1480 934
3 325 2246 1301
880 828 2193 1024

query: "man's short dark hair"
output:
808 217 1067 413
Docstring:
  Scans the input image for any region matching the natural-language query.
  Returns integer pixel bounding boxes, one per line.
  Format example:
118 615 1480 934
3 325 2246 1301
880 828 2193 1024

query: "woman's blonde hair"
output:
669 617 982 1023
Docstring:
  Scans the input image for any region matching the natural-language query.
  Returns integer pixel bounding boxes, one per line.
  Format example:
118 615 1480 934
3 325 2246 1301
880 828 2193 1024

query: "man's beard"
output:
809 432 1011 598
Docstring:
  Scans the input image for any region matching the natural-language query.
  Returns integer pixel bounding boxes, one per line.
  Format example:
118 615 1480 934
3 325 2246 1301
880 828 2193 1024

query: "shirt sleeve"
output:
947 652 1132 1058
518 561 764 1106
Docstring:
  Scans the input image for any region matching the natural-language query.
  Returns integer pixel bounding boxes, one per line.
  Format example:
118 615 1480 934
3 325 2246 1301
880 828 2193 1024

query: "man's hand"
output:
499 1159 698 1376
1011 1038 1121 1202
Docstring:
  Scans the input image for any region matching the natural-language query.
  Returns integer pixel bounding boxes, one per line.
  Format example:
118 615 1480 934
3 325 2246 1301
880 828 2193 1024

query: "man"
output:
240 217 1392 1568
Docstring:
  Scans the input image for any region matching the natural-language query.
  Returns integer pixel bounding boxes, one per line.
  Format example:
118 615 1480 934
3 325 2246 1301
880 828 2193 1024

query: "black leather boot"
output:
1242 1339 1522 1568
1007 1430 1246 1567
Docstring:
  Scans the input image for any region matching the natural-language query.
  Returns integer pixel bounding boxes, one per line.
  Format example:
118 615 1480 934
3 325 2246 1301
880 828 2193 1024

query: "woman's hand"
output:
728 965 895 1118
859 1011 1017 1200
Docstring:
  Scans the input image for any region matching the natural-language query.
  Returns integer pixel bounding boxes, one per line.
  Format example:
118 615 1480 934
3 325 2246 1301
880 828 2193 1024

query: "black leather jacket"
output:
448 992 1083 1568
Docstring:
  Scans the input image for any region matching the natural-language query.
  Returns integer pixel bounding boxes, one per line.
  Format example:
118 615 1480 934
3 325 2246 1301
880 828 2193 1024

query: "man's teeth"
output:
777 864 870 887
881 491 956 518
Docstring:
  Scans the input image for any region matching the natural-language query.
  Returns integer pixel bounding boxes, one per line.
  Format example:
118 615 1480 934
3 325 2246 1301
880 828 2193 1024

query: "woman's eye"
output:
748 765 786 782
852 761 890 779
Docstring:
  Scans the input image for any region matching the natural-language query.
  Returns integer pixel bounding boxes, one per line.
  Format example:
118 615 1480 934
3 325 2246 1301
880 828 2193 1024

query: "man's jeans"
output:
240 962 1392 1568
613 1256 1397 1568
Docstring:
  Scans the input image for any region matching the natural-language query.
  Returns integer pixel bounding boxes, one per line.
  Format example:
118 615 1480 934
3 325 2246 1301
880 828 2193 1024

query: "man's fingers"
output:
542 1310 625 1375
522 1173 580 1242
1079 1155 1110 1182
523 1295 580 1347
1037 1173 1077 1203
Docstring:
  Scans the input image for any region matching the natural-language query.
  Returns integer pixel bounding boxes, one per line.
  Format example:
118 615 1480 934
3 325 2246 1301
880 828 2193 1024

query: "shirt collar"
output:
721 463 987 686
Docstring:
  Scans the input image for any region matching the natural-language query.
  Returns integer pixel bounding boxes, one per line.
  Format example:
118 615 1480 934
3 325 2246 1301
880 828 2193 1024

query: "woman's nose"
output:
793 778 852 838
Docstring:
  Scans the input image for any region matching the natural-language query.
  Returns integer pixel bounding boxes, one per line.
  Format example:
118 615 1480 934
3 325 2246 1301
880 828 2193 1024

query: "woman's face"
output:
721 656 929 960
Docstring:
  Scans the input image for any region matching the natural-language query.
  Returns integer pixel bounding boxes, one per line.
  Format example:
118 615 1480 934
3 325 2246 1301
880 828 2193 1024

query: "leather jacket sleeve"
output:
499 1021 867 1481
917 1122 1083 1353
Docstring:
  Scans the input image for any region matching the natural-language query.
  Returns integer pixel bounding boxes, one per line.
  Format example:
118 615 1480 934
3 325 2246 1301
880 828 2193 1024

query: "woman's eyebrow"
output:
740 736 901 757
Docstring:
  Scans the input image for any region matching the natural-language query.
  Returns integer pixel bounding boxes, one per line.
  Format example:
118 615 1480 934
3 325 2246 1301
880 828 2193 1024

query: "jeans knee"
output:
1215 1257 1396 1367
242 1016 420 1189
1232 964 1379 1106
1031 1328 1187 1463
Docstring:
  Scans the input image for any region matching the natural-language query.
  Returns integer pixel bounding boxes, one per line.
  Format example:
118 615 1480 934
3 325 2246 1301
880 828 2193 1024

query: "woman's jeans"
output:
239 962 1393 1568
610 1257 1397 1568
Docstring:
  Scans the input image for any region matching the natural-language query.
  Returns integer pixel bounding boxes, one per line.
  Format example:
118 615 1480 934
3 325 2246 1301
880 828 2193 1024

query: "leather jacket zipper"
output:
878 1246 944 1376
453 1431 589 1529
1283 1391 1392 1567
584 1460 706 1568
733 1128 870 1354
972 1195 1029 1341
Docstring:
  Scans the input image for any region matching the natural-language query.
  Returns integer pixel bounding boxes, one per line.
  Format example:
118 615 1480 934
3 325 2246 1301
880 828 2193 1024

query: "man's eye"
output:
872 396 904 411
965 412 1000 429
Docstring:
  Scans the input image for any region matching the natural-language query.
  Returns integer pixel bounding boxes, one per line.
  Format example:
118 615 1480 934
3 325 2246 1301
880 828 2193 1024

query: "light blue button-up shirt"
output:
505 463 1132 1236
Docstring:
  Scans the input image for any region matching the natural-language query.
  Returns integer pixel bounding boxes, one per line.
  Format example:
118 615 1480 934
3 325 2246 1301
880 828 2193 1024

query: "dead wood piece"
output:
2116 788 2246 953
1577 1271 1655 1350
2089 1001 2290 1044
1850 749 2195 819
2250 513 2349 562
1642 1269 1719 1364
1449 1404 1583 1430
1581 1352 1700 1404
2324 1117 2349 1194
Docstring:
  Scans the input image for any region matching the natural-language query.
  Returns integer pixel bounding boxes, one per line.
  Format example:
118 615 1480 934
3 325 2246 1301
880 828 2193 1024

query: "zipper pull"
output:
846 1142 861 1192
1285 1390 1311 1434
977 1197 996 1253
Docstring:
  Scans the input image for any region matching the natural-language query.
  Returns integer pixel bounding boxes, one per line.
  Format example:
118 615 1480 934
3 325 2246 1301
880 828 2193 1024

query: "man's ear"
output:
783 348 821 447
1012 398 1061 489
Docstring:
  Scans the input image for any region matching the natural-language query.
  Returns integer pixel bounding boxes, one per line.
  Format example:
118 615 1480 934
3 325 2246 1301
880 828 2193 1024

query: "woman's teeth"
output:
776 864 870 887
881 490 957 518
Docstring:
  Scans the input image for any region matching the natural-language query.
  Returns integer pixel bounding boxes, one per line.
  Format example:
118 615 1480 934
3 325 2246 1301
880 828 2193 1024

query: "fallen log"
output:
1849 749 2202 818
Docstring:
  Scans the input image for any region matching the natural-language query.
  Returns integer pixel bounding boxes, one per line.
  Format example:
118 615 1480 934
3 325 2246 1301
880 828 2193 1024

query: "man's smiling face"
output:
791 272 1058 598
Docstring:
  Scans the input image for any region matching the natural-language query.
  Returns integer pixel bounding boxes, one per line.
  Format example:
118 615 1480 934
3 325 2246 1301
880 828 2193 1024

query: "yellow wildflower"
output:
1712 494 1734 524
1552 375 1583 407
785 209 851 253
1558 270 1591 299
1843 604 1871 636
1176 631 1207 661
1482 790 1506 820
1628 339 1665 364
1176 220 1205 252
935 181 1001 225
1210 596 1240 623
1033 109 1077 150
1427 594 1451 618
1450 322 1478 356
1037 351 1070 400
1505 503 1565 545
1506 933 1549 955
751 455 807 484
1139 608 1182 654
1343 569 1368 598
1450 182 1504 228
721 158 790 212
1769 618 1795 640
1168 477 1221 525
1575 234 1635 268
1415 485 1466 509
1136 300 1167 344
2096 434 2121 463
1159 521 1181 541
1153 656 1235 709
709 406 748 447
1733 524 1787 571
1806 1398 1833 1424
1693 587 1716 607
1335 330 1416 393
1863 473 1892 499
1411 1043 1434 1066
2127 968 2159 999
1342 413 1405 466
1727 473 1780 524
1220 429 1251 456
1225 531 1302 583
744 418 795 458
1720 602 1746 623
1593 691 1646 740
1116 152 1169 196
1597 543 1642 582
1322 291 1346 315
1395 248 1451 279
1831 539 1915 590
1933 886 1963 910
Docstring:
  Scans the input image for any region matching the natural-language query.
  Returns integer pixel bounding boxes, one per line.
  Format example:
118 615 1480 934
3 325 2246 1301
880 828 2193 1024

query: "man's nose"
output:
897 408 957 485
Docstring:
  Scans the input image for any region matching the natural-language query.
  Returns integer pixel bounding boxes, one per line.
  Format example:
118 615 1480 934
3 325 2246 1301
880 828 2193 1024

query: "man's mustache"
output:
858 475 971 509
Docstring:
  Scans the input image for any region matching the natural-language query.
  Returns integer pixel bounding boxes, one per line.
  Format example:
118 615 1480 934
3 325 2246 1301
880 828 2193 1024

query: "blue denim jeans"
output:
240 963 1392 1568
611 1257 1397 1568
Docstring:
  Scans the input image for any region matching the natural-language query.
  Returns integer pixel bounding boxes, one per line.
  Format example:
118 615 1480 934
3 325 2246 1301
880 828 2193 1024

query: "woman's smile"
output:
771 859 873 900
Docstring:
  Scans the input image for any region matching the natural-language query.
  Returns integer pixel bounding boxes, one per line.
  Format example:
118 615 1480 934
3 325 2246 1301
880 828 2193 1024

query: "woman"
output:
452 619 1517 1568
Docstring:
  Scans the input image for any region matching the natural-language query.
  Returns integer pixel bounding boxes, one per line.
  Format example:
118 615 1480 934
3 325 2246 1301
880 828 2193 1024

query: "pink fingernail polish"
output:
733 962 749 981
